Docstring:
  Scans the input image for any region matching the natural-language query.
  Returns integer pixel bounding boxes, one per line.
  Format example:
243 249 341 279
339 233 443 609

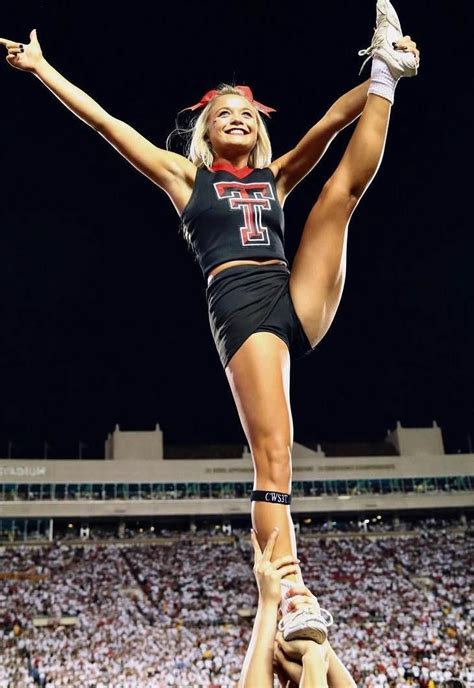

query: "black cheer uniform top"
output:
181 162 288 278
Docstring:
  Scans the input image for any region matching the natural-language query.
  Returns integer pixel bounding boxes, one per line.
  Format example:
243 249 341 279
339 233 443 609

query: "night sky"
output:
0 1 471 458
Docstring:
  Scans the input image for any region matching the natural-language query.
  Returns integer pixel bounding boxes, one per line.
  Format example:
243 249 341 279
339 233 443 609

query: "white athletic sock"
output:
368 56 398 104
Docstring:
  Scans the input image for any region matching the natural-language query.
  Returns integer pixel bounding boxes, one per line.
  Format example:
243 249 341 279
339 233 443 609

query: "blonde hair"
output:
168 84 273 170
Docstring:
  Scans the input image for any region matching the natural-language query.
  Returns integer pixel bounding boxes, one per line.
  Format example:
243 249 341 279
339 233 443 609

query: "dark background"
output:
0 1 471 458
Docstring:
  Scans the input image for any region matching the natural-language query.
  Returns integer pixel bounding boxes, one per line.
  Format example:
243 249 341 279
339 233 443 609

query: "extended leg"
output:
290 93 391 346
290 0 419 346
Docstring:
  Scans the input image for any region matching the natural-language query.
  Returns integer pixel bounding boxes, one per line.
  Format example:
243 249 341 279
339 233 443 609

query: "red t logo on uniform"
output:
213 181 274 246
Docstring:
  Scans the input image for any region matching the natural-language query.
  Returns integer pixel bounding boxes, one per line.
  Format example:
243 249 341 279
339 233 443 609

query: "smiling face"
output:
206 94 259 162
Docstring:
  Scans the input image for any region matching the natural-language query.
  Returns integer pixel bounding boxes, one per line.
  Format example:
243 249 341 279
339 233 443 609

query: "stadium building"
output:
0 421 472 540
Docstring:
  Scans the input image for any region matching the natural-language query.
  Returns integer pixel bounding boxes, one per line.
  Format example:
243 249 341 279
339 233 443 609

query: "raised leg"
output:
225 331 298 575
290 94 391 346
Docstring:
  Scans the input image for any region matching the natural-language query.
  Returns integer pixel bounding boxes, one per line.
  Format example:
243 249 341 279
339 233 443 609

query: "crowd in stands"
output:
50 513 468 541
0 519 472 687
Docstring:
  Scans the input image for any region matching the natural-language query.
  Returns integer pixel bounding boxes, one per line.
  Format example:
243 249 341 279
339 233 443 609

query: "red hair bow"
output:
182 85 276 117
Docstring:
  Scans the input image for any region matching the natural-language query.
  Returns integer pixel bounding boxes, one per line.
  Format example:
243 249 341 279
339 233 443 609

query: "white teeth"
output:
228 129 246 134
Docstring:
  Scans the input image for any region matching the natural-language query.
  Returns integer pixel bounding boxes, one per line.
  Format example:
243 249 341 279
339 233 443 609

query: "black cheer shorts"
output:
206 264 314 369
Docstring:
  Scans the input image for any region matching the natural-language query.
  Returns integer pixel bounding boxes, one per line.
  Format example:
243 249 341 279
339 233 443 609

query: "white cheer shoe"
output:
358 0 418 79
278 607 334 644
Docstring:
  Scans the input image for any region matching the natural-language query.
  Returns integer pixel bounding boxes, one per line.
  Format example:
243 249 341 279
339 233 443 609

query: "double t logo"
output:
213 181 274 246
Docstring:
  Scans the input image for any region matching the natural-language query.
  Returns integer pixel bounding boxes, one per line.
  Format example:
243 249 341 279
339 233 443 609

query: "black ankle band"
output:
251 490 291 505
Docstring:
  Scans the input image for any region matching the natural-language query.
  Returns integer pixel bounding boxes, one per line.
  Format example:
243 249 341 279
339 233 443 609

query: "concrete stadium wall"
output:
1 491 473 518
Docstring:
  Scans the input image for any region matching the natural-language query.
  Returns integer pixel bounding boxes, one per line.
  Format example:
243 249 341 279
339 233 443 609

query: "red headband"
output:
181 85 276 117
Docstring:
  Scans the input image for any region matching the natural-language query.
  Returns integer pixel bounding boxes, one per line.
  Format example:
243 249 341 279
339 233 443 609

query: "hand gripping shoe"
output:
278 607 334 644
358 0 418 79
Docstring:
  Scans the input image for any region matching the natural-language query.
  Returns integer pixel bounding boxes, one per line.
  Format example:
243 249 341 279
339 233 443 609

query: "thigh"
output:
289 180 356 347
225 331 293 452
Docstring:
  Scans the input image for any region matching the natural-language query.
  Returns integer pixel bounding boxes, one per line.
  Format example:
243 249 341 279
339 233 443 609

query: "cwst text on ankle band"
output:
250 490 291 505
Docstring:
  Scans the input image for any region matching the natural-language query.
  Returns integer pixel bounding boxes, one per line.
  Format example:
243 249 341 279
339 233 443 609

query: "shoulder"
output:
268 161 282 180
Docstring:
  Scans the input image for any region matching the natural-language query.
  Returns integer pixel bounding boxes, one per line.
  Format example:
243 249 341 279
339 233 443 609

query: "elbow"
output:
92 111 113 135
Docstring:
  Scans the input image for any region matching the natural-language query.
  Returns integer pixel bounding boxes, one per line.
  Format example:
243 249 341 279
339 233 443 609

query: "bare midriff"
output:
207 258 287 286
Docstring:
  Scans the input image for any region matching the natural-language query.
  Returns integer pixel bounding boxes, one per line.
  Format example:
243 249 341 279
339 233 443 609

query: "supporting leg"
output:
225 332 298 577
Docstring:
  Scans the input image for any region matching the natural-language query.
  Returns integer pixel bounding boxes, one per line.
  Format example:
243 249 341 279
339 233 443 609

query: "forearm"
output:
33 58 108 130
326 644 357 688
274 79 371 191
326 79 370 131
239 602 278 688
300 650 329 688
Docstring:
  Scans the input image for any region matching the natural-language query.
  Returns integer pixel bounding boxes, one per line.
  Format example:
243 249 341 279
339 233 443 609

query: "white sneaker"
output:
278 607 334 644
358 0 418 79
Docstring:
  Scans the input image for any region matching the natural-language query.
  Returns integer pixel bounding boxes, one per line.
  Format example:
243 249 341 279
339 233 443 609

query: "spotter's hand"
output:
251 528 300 605
394 35 420 66
283 583 321 615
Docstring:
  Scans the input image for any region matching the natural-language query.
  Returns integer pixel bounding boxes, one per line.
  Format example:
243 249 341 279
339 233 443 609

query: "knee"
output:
320 177 360 213
251 437 292 488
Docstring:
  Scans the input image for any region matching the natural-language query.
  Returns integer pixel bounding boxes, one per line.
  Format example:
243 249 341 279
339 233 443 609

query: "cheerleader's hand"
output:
0 29 43 73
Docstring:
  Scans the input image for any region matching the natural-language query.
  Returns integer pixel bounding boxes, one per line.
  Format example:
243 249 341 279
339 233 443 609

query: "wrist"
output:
32 56 49 77
302 645 326 661
258 598 279 613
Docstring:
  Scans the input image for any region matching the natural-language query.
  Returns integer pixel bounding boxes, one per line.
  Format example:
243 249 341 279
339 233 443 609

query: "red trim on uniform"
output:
211 161 254 179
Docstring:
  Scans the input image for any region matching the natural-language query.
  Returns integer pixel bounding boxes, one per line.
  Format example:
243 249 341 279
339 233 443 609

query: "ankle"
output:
368 56 398 104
